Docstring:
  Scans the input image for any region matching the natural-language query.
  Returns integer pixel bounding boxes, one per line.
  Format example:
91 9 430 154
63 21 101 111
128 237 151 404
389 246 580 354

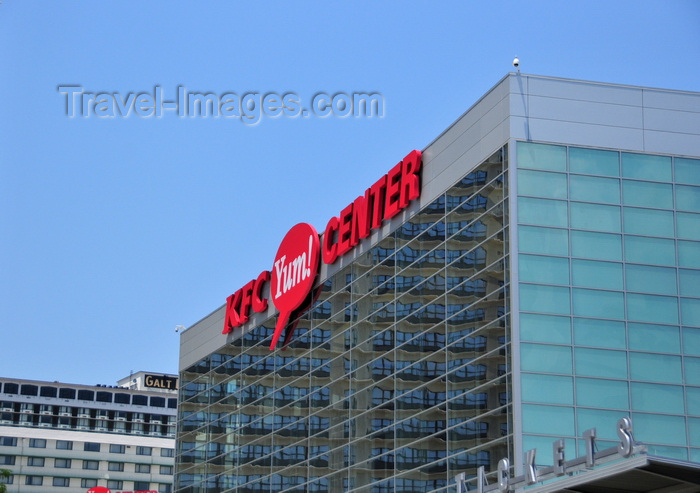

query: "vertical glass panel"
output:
522 436 576 466
573 318 626 349
677 212 700 240
521 404 574 436
517 142 566 171
519 254 569 284
675 157 700 185
646 445 688 460
626 264 677 295
627 293 679 325
680 270 700 297
675 185 700 212
572 289 624 319
520 284 570 315
686 357 700 385
628 323 680 353
571 260 623 290
521 343 572 374
623 208 674 237
688 387 700 415
574 348 627 378
576 378 628 409
631 383 684 413
682 298 700 327
518 197 568 227
632 413 687 446
624 236 676 266
571 231 622 261
570 147 619 176
622 180 673 209
569 175 620 204
622 153 672 181
630 353 682 384
518 169 567 199
678 241 700 268
519 226 568 255
577 408 630 440
521 374 573 405
570 203 620 233
684 328 700 356
690 418 700 447
520 313 571 344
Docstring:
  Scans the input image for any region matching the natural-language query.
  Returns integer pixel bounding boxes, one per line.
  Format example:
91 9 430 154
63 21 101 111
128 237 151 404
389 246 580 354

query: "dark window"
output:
82 479 98 488
56 440 72 450
132 395 148 406
108 462 124 472
40 386 57 398
136 446 152 456
53 477 70 487
167 398 177 409
0 437 17 446
150 396 165 408
96 391 112 403
29 438 46 448
158 484 172 493
58 388 76 399
160 448 174 458
134 481 150 491
54 458 71 468
83 460 99 470
77 390 94 401
84 442 100 452
107 480 123 489
27 457 44 466
109 444 125 454
0 456 15 465
135 464 151 473
3 383 18 394
159 465 173 475
114 393 130 404
25 476 43 486
0 474 12 485
20 384 38 396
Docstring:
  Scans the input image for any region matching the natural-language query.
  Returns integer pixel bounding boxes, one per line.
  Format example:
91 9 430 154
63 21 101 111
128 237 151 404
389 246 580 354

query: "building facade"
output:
0 375 178 493
175 74 700 492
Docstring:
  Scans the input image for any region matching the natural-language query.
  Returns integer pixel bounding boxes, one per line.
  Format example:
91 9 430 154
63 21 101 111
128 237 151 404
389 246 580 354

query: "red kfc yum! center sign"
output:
223 150 422 350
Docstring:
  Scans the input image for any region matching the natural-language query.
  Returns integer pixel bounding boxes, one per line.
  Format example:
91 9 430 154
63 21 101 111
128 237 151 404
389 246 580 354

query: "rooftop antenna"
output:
513 56 520 73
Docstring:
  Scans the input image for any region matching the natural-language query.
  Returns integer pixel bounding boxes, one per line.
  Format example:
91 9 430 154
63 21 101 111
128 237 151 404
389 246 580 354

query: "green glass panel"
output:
623 208 674 237
677 212 700 240
521 343 572 374
679 269 700 297
624 236 676 266
519 254 569 284
571 260 623 290
571 231 622 261
570 147 619 176
521 374 573 405
676 185 700 212
692 449 700 462
577 408 629 440
645 445 688 460
517 142 567 171
520 284 570 315
626 264 677 295
689 418 700 446
622 153 672 181
683 327 700 356
628 323 680 353
632 413 687 446
622 180 673 209
571 203 621 233
519 226 569 255
675 157 700 185
627 293 679 324
575 348 627 378
688 387 700 415
518 169 567 199
681 298 700 327
522 404 574 436
572 288 624 319
520 313 571 344
519 197 568 227
631 382 684 413
630 352 682 384
570 175 620 204
687 357 700 385
678 241 700 268
576 378 628 409
573 318 626 349
522 436 576 466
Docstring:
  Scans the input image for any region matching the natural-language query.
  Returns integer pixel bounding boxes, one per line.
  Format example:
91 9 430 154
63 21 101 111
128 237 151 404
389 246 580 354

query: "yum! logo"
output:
223 150 422 350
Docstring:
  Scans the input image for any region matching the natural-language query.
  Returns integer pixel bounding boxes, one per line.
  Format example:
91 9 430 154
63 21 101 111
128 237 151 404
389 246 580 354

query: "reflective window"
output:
622 152 672 181
519 197 568 227
686 357 700 385
520 284 570 315
632 413 687 446
571 259 622 290
675 157 700 185
630 353 682 384
571 230 621 261
522 404 574 436
622 180 673 209
520 313 571 344
570 147 619 176
570 175 620 204
570 202 620 232
573 318 626 349
631 382 684 413
576 378 628 409
572 288 624 319
624 207 674 237
521 374 573 405
682 298 700 327
680 269 700 297
684 328 700 356
519 254 569 285
518 169 567 199
518 142 566 171
629 323 680 353
521 343 572 374
519 226 568 255
627 293 679 325
624 236 676 266
575 348 627 378
677 212 700 240
626 264 677 295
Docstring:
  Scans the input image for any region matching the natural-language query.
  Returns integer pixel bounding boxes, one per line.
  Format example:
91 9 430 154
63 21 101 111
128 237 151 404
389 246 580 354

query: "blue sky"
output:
1 1 698 386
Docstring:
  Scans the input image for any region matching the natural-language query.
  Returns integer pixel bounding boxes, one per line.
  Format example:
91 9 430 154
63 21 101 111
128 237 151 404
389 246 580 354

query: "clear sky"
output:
1 1 698 387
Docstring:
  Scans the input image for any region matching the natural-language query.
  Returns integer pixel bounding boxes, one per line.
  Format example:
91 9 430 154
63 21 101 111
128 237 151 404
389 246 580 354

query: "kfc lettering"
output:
222 150 423 347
